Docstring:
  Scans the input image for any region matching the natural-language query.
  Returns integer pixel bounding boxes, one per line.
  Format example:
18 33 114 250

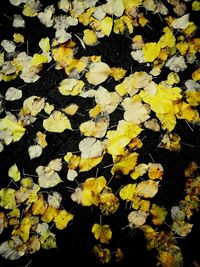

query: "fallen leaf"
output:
136 180 159 198
79 137 103 159
128 210 148 227
28 145 42 159
86 62 111 85
43 111 71 132
92 223 112 243
8 164 21 182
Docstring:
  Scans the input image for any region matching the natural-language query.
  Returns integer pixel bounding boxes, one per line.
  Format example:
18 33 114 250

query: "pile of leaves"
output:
0 0 200 266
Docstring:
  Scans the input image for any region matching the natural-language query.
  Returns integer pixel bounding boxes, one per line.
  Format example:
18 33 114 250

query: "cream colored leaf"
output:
23 96 45 116
71 188 82 204
67 169 78 181
79 137 103 159
0 129 13 145
48 192 62 208
102 0 124 17
136 180 159 198
86 62 111 85
5 87 22 101
172 14 189 29
28 145 42 159
1 40 16 53
36 166 62 188
13 14 25 28
128 210 148 227
122 98 150 124
48 158 62 171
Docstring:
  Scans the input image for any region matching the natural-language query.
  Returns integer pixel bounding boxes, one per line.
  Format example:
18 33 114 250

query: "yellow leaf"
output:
175 101 200 122
114 19 125 34
159 28 176 48
157 112 177 132
0 116 25 142
92 223 112 243
13 33 24 43
79 157 103 172
192 68 200 81
31 54 48 66
167 72 180 85
32 196 47 216
8 164 21 182
150 204 167 225
130 163 148 180
158 251 174 267
186 91 200 106
172 14 189 30
138 14 148 27
39 37 50 53
0 188 16 209
41 206 58 223
98 16 113 36
148 163 163 180
176 41 189 55
43 102 54 114
54 210 73 230
140 85 182 114
36 131 47 148
110 67 126 81
111 152 138 175
119 184 137 201
121 15 134 33
52 42 75 68
13 217 32 242
65 58 87 75
115 82 127 96
36 164 63 189
99 188 119 215
82 176 106 206
23 3 38 17
123 0 143 10
142 42 161 62
65 153 80 169
106 120 142 155
83 29 98 46
43 111 71 132
78 7 95 26
192 1 200 11
89 104 103 118
62 104 79 115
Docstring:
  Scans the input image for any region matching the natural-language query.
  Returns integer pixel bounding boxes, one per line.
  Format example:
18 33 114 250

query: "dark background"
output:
0 0 200 266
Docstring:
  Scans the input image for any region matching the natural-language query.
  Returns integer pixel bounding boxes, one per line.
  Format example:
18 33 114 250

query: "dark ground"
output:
0 0 200 266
